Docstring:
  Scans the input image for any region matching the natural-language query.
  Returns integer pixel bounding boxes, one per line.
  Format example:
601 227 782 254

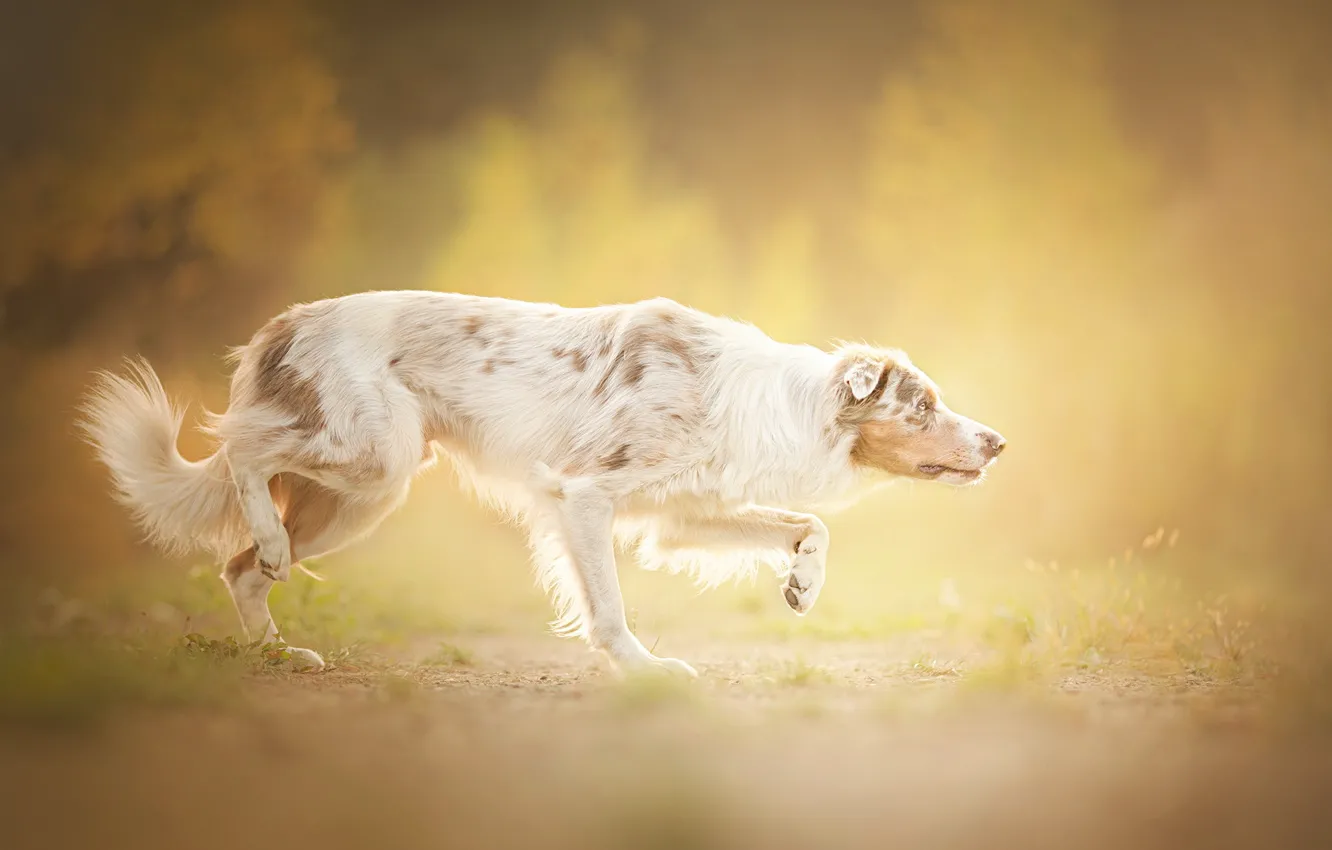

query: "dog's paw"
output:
603 636 699 679
650 656 699 678
782 545 825 616
782 579 819 615
259 560 290 583
617 655 698 679
256 536 292 582
284 646 325 671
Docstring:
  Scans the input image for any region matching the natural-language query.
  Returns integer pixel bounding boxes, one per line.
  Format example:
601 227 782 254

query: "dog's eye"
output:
916 399 931 413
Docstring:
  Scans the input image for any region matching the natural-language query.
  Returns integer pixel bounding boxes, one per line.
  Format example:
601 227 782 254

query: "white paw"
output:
284 646 325 671
602 636 698 678
646 656 699 678
615 656 697 679
782 541 826 616
256 535 292 582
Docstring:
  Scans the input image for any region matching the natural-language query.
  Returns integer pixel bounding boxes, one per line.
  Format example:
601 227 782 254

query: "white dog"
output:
81 292 1005 675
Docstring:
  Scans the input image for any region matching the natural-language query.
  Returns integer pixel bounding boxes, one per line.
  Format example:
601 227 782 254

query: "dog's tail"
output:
78 358 249 558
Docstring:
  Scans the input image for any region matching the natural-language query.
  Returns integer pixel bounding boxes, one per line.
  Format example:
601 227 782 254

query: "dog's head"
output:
833 346 1005 485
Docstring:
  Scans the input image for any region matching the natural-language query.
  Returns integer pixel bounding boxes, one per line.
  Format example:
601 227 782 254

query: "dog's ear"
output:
842 353 887 401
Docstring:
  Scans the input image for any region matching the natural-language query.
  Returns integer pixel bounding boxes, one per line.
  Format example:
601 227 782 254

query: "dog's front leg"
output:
637 506 829 615
550 476 698 677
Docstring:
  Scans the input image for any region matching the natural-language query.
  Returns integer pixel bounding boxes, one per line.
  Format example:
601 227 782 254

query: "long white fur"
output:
79 358 249 557
80 291 1001 676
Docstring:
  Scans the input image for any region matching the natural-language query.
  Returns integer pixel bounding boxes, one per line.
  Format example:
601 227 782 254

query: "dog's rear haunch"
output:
80 292 1006 675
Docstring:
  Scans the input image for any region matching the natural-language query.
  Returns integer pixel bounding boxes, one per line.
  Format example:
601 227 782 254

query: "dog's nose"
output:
980 430 1006 460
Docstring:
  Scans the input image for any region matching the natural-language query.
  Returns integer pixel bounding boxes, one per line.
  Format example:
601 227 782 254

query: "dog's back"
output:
215 291 726 493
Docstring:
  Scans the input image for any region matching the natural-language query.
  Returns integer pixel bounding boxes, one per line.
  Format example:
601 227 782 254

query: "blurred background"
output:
7 7 1332 846
1 0 1329 624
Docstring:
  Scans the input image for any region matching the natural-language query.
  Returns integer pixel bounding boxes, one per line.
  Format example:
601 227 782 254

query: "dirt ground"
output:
4 629 1332 850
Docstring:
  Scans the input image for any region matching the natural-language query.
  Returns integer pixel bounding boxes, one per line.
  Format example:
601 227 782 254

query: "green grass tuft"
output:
421 641 475 668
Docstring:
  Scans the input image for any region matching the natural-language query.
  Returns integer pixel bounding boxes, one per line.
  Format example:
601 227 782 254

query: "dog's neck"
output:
701 340 864 509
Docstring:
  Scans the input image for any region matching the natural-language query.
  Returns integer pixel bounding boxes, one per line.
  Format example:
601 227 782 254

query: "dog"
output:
81 291 1005 675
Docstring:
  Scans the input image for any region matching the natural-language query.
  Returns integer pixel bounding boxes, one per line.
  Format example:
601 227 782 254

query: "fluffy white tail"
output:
79 358 249 558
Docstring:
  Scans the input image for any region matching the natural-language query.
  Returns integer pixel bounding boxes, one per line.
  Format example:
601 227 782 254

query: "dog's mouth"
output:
917 464 983 481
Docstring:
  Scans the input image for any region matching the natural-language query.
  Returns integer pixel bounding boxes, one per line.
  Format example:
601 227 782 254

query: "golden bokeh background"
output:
6 6 1332 848
1 0 1329 627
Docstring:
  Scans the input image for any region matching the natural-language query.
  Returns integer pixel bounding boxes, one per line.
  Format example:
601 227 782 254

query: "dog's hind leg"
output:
221 475 410 670
529 472 697 677
225 447 294 583
221 546 308 661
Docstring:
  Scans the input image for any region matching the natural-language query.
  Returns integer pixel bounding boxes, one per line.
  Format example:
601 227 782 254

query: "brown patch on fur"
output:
628 324 699 373
895 373 922 406
892 371 940 427
461 314 492 348
591 319 705 396
902 406 931 428
592 352 621 397
835 366 892 429
649 303 681 327
553 347 590 372
663 336 695 366
251 314 325 433
389 356 401 367
482 360 495 374
849 418 916 475
601 443 632 471
638 450 669 468
622 356 647 385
